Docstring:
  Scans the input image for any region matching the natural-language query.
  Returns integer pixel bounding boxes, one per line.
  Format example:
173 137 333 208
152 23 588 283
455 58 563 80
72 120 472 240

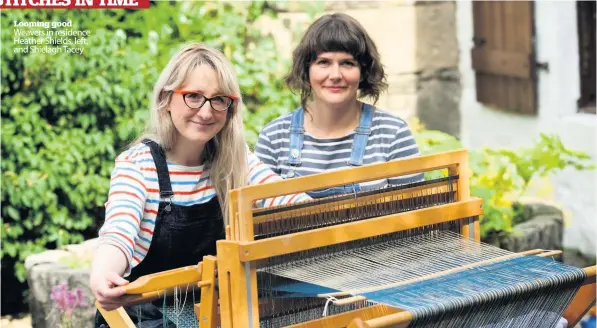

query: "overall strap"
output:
142 139 174 200
287 107 305 166
348 104 374 166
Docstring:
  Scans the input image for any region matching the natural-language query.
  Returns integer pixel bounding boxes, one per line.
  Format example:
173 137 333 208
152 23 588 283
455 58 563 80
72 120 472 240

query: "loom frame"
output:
228 149 475 242
96 255 219 328
97 149 596 327
217 149 480 327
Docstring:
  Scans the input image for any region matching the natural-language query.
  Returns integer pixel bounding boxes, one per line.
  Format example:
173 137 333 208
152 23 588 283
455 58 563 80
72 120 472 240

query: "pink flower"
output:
75 288 87 307
50 283 87 315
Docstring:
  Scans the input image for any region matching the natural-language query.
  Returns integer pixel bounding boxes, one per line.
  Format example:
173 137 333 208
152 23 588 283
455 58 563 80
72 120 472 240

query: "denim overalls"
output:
95 140 225 328
286 104 373 198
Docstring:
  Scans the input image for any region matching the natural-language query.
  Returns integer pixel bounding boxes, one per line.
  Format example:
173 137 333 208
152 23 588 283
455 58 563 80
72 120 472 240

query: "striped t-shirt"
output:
98 143 310 274
255 107 424 190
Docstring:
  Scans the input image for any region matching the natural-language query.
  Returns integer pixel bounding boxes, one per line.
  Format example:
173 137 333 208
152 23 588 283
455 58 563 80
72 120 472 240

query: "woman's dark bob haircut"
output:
286 13 388 109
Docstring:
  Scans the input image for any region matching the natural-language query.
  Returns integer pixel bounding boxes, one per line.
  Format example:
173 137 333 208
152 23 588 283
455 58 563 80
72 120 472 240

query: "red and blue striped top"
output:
98 143 310 274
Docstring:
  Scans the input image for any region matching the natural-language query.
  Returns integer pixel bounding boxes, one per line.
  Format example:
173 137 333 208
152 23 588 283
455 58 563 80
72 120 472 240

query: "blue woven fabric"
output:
264 255 585 327
361 256 585 311
358 255 586 327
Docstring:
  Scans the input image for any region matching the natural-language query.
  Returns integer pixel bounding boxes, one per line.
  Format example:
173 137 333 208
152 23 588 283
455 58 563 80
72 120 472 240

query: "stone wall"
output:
415 1 461 137
25 239 97 328
497 199 594 268
258 0 461 136
499 199 564 253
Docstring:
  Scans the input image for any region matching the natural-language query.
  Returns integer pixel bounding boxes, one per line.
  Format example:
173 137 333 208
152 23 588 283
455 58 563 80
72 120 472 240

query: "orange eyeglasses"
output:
173 89 237 112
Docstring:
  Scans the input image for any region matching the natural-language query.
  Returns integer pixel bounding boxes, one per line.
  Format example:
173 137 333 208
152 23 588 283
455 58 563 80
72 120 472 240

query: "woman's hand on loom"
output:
91 244 133 310
91 270 132 311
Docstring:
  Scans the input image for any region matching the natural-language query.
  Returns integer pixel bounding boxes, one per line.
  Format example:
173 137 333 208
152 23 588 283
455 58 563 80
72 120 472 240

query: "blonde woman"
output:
90 43 309 327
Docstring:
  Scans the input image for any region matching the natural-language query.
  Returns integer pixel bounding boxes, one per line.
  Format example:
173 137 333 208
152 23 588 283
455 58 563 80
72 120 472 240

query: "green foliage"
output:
1 2 311 284
470 134 594 235
413 126 594 238
413 129 463 180
58 253 93 270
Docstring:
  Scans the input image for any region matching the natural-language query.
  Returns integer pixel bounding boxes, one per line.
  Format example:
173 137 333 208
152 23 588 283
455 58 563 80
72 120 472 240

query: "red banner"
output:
0 0 149 9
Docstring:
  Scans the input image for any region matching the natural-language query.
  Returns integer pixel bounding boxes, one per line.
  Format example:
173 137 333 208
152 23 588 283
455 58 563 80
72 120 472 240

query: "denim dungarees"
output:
286 104 373 198
95 139 225 328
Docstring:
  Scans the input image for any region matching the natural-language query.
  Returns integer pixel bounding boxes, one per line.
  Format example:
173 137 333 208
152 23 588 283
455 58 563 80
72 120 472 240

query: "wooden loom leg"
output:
216 241 259 328
228 190 240 241
96 301 136 328
564 265 597 327
564 282 596 327
448 154 480 244
197 255 219 328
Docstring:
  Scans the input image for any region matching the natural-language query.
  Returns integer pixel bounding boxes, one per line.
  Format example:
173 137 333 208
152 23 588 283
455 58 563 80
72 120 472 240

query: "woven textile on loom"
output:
258 230 585 327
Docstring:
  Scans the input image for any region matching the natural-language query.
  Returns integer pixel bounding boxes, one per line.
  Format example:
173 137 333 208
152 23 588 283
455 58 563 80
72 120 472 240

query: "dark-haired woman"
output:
256 13 424 198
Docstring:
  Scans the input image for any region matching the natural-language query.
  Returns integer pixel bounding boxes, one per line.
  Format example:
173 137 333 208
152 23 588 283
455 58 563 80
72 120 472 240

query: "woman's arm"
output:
91 152 148 309
90 244 131 310
247 151 311 207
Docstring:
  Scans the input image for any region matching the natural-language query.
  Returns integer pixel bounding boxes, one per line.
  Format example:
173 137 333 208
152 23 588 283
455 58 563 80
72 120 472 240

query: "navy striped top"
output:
255 107 425 191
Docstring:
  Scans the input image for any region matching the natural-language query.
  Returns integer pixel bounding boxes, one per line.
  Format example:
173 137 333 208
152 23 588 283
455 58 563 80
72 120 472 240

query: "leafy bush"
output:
412 120 595 238
1 2 310 296
470 134 594 235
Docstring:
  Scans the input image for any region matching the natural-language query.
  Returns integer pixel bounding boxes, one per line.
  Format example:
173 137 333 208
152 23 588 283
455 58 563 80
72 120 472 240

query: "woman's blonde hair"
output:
136 43 248 223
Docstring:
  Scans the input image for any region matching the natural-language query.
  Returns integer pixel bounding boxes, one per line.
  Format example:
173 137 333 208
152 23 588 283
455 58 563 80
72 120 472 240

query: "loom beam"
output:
237 199 484 262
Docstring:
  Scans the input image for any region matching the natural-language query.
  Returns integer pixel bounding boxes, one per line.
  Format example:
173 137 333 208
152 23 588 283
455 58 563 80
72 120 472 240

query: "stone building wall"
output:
258 0 461 136
457 0 596 257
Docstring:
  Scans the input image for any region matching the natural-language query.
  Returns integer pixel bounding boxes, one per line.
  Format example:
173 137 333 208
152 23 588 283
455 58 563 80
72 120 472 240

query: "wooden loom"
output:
96 149 596 327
